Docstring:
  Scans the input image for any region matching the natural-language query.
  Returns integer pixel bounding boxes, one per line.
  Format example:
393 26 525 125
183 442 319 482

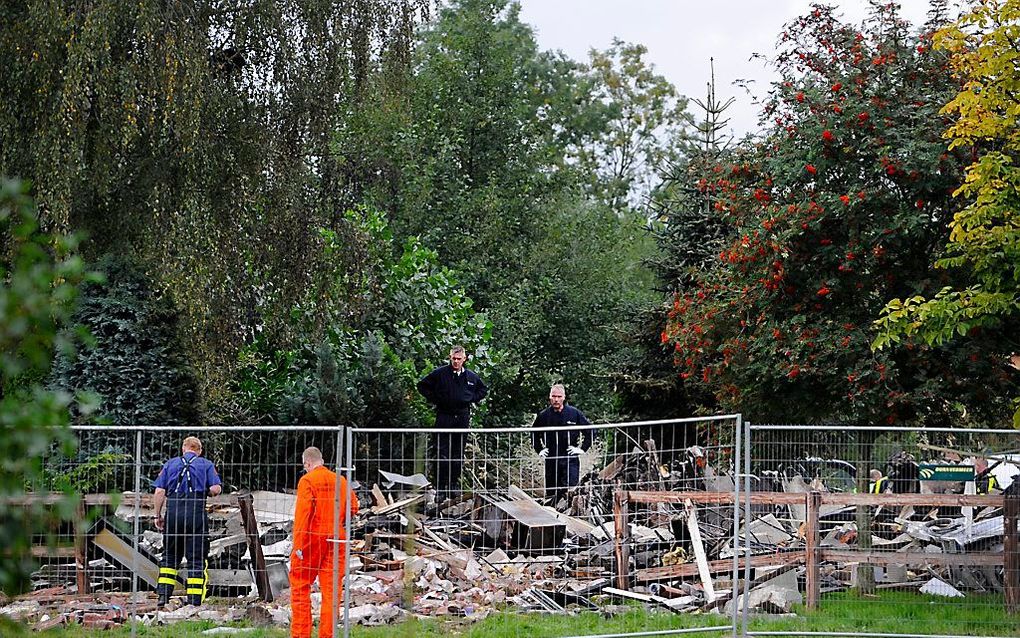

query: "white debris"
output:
919 577 965 598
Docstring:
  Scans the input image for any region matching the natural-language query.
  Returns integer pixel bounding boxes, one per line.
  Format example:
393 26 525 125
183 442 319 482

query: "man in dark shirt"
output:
153 436 222 607
417 346 488 495
532 384 594 507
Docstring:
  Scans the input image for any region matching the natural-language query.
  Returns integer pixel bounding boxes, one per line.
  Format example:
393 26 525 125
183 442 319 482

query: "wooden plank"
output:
636 551 805 582
604 586 655 602
237 492 273 602
624 491 1004 508
31 546 76 558
613 490 630 590
74 496 90 594
91 527 167 589
819 549 1003 567
372 494 425 516
599 455 626 481
5 493 239 507
685 499 715 602
1005 492 1019 614
805 491 820 610
626 491 805 506
371 484 387 509
820 493 1003 507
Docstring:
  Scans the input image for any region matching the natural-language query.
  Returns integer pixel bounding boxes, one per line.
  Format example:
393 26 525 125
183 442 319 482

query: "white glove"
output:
567 445 584 456
538 448 549 458
295 549 304 560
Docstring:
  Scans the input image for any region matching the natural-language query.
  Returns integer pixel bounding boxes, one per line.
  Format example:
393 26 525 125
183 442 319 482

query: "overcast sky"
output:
515 1 943 137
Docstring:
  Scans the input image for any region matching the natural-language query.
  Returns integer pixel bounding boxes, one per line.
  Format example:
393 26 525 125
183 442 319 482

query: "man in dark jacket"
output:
417 346 488 495
532 384 593 507
153 436 222 608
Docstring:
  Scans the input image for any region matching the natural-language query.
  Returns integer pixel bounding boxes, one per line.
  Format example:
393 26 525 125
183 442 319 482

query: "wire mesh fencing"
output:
11 418 741 637
744 423 1020 638
350 415 742 637
18 425 344 634
11 418 1018 638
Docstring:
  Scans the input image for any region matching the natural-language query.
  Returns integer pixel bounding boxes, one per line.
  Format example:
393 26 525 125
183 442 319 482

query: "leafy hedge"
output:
49 255 199 425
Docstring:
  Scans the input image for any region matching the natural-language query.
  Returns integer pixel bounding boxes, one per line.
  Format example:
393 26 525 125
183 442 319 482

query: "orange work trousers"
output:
290 542 344 638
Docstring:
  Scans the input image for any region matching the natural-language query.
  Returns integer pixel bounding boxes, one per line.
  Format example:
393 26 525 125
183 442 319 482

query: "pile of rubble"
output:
2 440 1014 630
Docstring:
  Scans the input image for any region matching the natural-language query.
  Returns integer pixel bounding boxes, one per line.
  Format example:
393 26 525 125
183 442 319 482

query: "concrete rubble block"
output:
725 568 802 615
348 602 406 625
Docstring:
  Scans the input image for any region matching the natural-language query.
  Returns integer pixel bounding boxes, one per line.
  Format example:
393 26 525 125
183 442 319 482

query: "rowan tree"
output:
661 3 1016 425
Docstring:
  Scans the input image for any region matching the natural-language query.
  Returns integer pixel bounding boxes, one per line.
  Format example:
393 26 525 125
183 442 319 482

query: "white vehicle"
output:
988 453 1020 490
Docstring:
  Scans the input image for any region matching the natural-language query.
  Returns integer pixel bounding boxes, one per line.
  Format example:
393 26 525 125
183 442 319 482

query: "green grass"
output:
753 590 1020 637
5 590 1018 637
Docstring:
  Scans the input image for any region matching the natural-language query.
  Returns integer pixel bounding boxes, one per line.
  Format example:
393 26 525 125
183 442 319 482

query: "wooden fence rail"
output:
616 490 1019 614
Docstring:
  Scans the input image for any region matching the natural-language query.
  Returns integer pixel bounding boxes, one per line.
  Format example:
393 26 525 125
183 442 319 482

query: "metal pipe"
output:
343 425 354 638
131 430 142 638
742 420 752 635
333 426 342 638
731 414 741 638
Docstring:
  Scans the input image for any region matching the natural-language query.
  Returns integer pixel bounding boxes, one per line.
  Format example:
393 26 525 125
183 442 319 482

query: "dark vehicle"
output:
780 456 857 493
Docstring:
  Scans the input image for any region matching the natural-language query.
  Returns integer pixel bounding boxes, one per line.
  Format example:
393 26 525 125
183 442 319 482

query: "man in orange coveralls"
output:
289 446 359 638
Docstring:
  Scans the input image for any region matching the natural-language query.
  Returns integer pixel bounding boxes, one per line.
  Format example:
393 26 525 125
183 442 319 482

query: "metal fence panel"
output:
11 420 1019 637
11 418 740 638
350 416 741 638
744 423 1020 638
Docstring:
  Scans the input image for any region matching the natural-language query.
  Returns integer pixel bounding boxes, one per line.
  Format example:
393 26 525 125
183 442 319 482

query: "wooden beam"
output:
237 492 273 602
805 491 820 609
30 546 76 558
635 551 805 583
372 494 425 516
74 496 90 594
1005 492 1019 614
820 493 1003 507
685 499 715 602
613 489 630 590
626 491 805 506
819 549 1003 567
624 490 1004 508
371 484 387 509
91 527 166 589
3 493 239 507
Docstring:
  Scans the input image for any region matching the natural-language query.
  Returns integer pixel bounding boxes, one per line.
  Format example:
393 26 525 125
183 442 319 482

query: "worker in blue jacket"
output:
153 436 222 607
417 346 488 495
532 384 594 507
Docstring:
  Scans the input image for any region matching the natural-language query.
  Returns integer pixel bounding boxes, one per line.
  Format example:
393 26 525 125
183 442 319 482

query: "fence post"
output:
333 426 342 638
1005 490 1019 614
344 425 354 638
237 493 273 601
74 495 90 595
806 490 820 610
613 487 630 590
730 414 741 638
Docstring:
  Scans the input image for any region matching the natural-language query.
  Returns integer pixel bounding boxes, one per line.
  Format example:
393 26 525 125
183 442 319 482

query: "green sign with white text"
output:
918 464 975 481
